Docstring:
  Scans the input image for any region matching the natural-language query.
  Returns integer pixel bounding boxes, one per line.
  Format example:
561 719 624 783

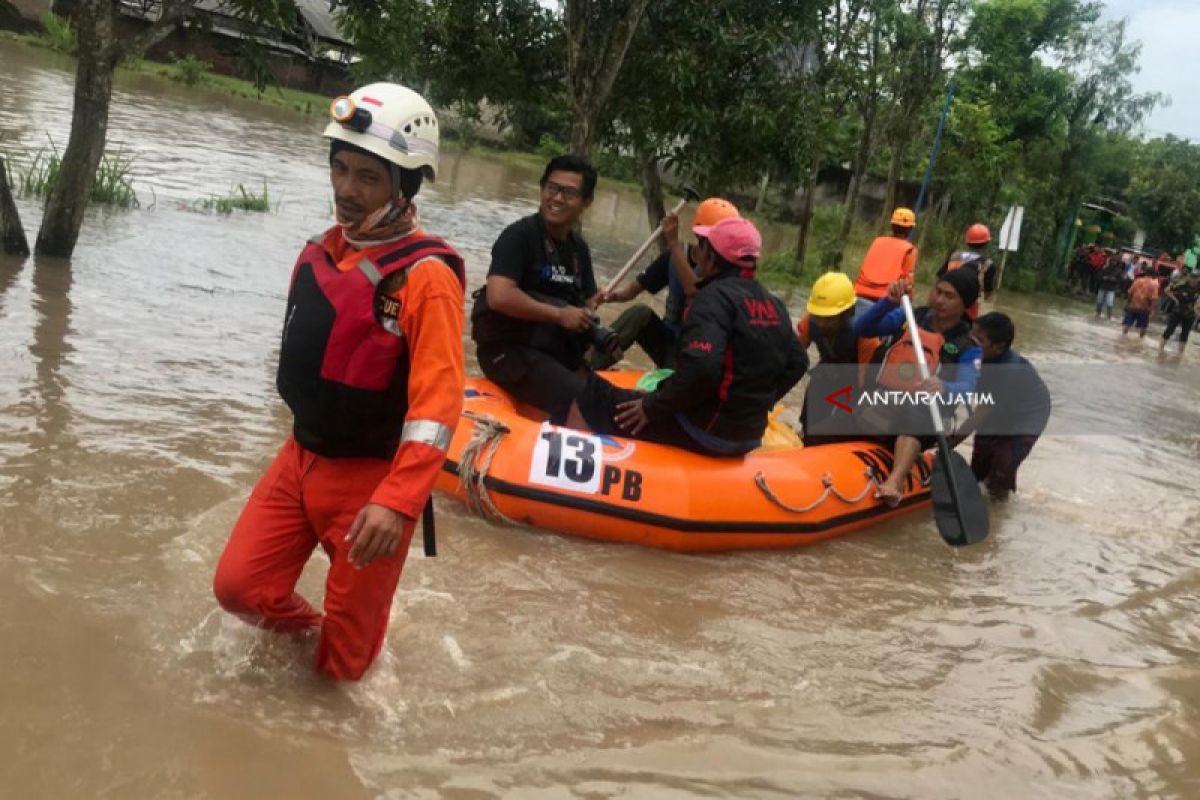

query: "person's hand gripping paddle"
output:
602 187 700 295
901 295 990 546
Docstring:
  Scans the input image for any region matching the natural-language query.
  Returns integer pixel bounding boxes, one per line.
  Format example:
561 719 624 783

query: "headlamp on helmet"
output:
330 96 372 134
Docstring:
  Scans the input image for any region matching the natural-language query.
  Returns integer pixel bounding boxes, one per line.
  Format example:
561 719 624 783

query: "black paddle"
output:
901 296 989 546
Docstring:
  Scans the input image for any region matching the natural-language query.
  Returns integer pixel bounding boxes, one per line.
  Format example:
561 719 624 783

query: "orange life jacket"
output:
854 236 917 299
871 327 943 391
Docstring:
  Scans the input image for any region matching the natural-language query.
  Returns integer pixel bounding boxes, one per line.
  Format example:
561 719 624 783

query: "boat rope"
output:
754 467 882 514
457 411 519 526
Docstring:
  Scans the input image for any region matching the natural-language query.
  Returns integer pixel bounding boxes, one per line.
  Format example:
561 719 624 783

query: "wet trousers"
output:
213 436 414 680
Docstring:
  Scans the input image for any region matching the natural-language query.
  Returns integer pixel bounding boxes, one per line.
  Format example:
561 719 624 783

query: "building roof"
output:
292 0 350 46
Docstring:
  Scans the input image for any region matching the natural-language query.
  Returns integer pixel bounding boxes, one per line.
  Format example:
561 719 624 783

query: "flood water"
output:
2 40 1199 799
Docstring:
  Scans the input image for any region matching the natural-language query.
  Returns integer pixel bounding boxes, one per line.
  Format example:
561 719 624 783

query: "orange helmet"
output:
890 207 916 228
965 223 991 245
692 197 739 233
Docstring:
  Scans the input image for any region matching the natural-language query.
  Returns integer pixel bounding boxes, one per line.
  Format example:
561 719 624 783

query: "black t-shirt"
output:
471 214 597 345
975 348 1051 436
636 245 696 329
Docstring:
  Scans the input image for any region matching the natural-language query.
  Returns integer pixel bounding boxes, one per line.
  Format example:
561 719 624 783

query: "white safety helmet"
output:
323 82 439 181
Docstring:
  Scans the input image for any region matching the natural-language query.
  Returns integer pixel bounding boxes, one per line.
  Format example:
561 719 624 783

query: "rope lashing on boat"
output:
754 468 882 514
457 411 519 525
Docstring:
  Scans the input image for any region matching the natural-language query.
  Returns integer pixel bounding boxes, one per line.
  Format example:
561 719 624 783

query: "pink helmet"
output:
694 216 762 267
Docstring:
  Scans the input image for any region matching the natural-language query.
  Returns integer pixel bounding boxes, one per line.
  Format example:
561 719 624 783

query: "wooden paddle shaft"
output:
603 196 691 294
900 295 947 436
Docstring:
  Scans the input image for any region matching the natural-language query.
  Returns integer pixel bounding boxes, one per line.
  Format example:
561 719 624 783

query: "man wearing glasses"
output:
471 155 615 428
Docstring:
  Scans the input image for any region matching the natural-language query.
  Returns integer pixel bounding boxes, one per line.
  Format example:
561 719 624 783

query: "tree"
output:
603 0 811 232
341 0 566 148
563 0 653 157
32 0 288 258
875 0 964 229
1129 136 1200 254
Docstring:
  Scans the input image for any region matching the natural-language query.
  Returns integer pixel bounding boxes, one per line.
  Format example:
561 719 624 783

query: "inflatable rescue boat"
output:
435 373 934 552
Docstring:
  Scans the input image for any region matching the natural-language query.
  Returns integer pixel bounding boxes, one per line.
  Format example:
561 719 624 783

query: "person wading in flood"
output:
213 83 466 681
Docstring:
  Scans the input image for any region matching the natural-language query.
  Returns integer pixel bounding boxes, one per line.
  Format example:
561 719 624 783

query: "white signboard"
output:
528 423 603 494
998 206 1024 252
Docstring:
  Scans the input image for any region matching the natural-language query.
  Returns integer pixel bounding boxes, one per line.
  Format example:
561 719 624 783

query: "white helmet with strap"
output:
324 83 439 181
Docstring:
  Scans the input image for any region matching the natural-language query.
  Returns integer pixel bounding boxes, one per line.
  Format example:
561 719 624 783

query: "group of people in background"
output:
1074 243 1200 350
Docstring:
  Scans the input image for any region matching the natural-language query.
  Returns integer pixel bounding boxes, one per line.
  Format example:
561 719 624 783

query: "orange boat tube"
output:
435 374 934 552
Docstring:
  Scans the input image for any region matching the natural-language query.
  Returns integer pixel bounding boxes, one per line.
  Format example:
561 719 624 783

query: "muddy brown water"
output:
2 40 1199 799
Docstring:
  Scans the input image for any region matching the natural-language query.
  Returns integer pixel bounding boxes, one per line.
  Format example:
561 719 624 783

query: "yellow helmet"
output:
807 272 856 316
890 207 916 227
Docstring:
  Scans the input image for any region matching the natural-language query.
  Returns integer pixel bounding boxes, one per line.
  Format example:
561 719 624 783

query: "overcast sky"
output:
1098 0 1198 140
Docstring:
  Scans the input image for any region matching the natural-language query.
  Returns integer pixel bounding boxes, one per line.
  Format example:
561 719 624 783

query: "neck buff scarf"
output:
339 196 420 250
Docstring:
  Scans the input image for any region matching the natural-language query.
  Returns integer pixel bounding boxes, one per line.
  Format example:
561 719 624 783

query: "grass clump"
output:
38 11 75 54
169 53 211 87
196 181 271 214
12 139 139 208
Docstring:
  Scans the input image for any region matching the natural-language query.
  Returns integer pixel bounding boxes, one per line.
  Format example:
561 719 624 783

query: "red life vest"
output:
854 236 916 299
276 232 465 459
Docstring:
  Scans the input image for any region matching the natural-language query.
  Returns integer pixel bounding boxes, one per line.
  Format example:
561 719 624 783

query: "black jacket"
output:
642 269 808 442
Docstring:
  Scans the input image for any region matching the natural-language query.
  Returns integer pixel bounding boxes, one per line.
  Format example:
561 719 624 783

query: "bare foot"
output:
875 480 903 508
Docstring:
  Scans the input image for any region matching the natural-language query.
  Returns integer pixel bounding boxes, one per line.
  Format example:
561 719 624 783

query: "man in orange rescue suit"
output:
852 207 918 315
936 223 995 320
212 83 466 681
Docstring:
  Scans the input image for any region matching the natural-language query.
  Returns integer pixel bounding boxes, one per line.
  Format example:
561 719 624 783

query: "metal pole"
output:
910 76 956 237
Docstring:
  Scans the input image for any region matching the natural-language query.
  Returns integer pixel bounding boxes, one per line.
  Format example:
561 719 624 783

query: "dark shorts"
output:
1162 311 1196 343
970 434 1039 497
1122 309 1150 329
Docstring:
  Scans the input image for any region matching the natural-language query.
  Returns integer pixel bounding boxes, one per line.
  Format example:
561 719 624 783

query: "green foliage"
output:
169 53 211 87
12 141 138 208
195 182 271 214
594 150 639 184
1128 135 1200 255
536 134 567 159
38 11 75 55
236 43 277 96
339 0 564 147
757 252 816 289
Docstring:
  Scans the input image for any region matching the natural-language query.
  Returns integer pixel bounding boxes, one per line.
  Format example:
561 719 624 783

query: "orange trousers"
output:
213 436 415 680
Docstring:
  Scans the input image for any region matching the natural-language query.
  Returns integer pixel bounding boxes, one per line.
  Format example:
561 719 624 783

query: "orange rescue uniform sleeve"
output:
796 314 812 347
369 256 465 519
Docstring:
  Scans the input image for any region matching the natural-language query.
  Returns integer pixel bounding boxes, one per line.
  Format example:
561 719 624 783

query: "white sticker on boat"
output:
529 423 603 494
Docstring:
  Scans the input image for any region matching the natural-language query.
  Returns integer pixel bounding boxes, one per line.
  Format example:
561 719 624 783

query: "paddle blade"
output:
930 449 989 546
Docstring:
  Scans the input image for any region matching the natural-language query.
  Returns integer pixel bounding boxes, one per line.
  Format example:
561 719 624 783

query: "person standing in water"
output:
213 83 466 680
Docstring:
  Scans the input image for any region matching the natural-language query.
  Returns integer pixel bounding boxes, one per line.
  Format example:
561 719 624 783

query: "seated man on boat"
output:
576 217 809 456
796 271 879 445
855 269 983 506
470 155 619 426
594 197 740 369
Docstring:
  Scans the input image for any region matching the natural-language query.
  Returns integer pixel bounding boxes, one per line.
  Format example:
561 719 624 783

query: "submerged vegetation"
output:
195 182 271 214
8 140 139 208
